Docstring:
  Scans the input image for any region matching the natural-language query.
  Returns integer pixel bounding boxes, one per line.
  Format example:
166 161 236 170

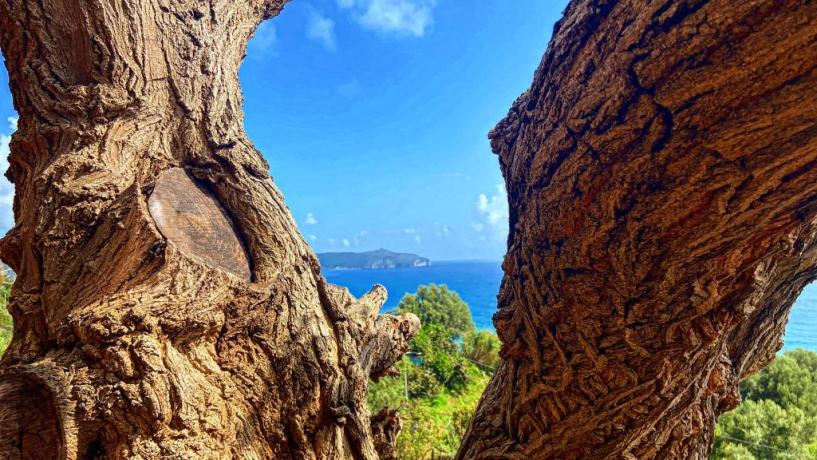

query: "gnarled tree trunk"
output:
2 0 817 458
0 1 418 459
459 0 817 458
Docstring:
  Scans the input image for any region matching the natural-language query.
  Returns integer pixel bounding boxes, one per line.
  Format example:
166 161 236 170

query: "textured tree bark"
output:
0 1 419 459
458 0 817 459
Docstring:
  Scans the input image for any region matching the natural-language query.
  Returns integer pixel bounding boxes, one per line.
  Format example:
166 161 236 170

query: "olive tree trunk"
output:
0 1 418 459
459 0 817 458
3 0 817 459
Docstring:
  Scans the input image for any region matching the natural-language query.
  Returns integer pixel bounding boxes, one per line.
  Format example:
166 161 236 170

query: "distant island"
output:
318 249 431 270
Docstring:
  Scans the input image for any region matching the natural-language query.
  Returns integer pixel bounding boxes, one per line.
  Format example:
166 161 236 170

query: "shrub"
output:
396 284 475 338
713 349 817 459
462 330 500 371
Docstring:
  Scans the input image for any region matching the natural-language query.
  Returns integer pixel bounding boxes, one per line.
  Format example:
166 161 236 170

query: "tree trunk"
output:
0 1 418 459
3 0 817 458
459 0 817 458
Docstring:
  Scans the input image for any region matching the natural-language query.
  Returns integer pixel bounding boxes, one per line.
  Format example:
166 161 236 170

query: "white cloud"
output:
0 116 18 232
338 0 435 37
477 184 508 226
473 184 508 241
304 212 319 225
248 21 278 59
403 227 416 234
308 234 318 242
308 12 337 51
341 238 351 248
414 235 421 244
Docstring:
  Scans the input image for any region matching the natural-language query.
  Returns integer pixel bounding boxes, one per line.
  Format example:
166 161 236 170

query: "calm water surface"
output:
325 261 816 352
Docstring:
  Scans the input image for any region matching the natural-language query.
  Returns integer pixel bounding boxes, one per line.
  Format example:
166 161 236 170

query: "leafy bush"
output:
370 284 494 459
713 349 817 459
740 349 817 411
462 330 501 371
396 284 475 338
0 271 12 355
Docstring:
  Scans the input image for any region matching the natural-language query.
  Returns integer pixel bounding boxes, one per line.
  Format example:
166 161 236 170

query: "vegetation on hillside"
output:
0 271 11 354
372 284 817 459
712 349 817 459
369 284 500 459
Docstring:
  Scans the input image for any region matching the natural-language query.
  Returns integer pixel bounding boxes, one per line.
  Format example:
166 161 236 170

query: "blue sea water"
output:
785 282 817 351
325 261 504 331
325 261 816 352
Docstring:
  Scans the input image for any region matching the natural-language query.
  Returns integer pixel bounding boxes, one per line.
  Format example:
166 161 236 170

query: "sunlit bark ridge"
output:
0 1 418 458
458 0 817 458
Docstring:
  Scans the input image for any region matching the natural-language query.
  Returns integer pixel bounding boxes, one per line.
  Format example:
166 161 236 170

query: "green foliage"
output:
405 360 440 400
368 358 410 412
740 349 817 411
713 349 817 460
369 362 490 460
462 329 501 371
716 442 757 460
369 284 494 459
410 322 471 395
396 284 475 338
0 272 12 355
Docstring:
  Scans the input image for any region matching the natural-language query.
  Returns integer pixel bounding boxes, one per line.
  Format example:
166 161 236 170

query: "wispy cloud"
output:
435 224 452 238
308 11 337 50
341 238 351 248
354 230 367 243
473 184 508 241
338 0 436 37
248 21 278 59
304 212 319 225
0 116 18 232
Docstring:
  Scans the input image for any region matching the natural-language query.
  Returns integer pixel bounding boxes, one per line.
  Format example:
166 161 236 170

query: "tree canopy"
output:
395 284 476 338
713 349 817 459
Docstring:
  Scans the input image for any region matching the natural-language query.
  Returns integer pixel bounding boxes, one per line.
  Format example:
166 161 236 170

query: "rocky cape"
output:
318 249 431 270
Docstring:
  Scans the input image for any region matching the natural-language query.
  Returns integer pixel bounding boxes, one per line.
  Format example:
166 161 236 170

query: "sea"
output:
325 261 817 352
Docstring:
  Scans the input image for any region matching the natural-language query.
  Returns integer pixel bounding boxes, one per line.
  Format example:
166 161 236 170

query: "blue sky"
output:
0 0 569 261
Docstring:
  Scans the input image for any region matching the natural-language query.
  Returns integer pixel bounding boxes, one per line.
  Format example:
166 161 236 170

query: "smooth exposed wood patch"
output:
149 168 252 281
